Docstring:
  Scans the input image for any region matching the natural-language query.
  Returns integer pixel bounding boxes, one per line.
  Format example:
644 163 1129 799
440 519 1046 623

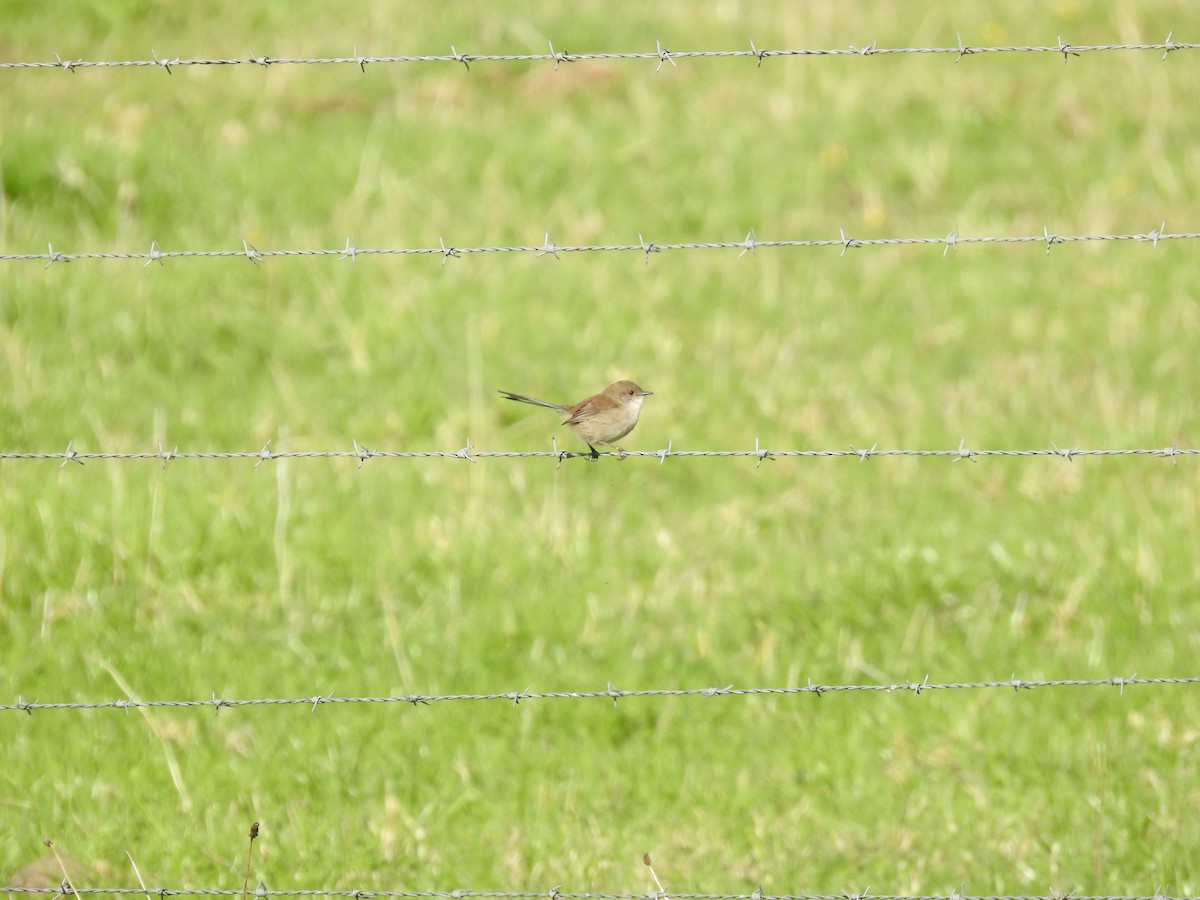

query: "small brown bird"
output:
498 380 653 458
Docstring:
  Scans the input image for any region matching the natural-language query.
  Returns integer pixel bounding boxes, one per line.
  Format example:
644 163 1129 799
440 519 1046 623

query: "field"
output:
2 1 1199 893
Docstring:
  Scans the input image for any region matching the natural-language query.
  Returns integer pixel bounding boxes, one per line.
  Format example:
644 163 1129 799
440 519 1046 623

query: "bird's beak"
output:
642 390 654 396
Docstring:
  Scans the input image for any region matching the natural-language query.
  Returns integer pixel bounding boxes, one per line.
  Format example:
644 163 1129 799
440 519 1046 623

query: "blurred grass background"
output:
2 0 1199 893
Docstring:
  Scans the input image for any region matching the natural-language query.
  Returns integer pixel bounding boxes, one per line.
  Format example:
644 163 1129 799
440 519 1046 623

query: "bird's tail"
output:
497 389 566 412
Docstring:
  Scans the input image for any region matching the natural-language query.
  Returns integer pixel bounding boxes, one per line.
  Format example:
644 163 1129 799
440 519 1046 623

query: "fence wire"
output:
4 674 1196 715
1 228 1193 269
0 35 1195 73
0 441 1195 468
3 892 1197 900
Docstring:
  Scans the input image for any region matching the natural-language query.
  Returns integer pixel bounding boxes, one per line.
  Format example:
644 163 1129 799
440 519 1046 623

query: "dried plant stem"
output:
126 850 152 900
642 853 669 900
242 822 261 900
43 840 84 900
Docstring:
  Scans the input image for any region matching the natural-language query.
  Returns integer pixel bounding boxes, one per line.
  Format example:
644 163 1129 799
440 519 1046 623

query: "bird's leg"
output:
614 445 627 461
587 444 600 461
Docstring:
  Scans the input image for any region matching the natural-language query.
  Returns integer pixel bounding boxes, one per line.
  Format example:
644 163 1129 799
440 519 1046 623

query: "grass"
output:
2 0 1199 893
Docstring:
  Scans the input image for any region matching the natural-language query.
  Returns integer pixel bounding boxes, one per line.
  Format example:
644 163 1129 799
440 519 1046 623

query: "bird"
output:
498 380 653 459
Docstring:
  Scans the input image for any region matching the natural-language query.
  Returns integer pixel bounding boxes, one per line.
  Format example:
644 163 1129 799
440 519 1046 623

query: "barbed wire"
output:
0 440 1194 469
1 227 1192 269
0 34 1195 73
4 674 1195 715
2 890 1196 900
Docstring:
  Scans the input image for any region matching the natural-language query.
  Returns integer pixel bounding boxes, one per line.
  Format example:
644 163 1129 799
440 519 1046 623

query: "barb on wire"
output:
4 227 1198 267
352 440 373 468
748 39 769 67
738 229 757 258
1057 36 1080 62
637 233 659 264
1141 222 1167 249
58 440 84 468
2 443 1195 465
242 240 263 267
43 242 68 269
547 41 573 71
253 440 274 469
1044 226 1063 255
1161 438 1183 466
438 236 459 267
655 40 676 73
1162 31 1182 60
955 33 975 63
2 38 1196 71
537 233 559 260
144 241 165 267
754 438 772 469
150 49 177 74
2 674 1197 715
849 443 876 464
157 442 178 469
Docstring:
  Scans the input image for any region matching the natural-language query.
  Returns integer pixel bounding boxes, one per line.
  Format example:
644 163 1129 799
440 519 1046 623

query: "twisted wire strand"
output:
1 443 1194 467
4 675 1194 714
1 229 1194 268
0 37 1195 71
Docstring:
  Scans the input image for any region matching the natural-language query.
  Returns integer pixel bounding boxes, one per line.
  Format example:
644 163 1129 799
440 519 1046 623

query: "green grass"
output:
2 1 1200 893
